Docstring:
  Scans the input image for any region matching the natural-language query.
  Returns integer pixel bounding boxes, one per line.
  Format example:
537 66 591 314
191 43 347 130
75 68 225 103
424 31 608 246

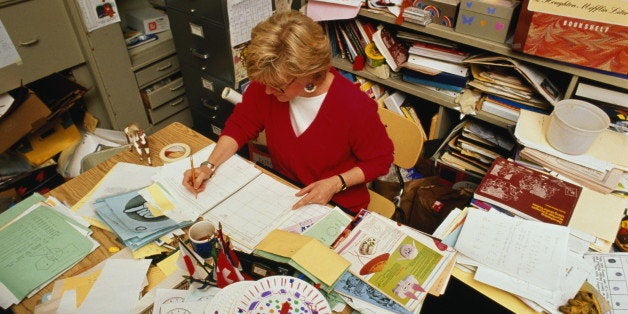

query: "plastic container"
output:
546 99 610 155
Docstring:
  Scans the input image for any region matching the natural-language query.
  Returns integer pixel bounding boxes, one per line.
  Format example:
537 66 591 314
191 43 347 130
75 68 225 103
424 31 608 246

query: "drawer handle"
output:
158 63 173 71
19 38 40 47
190 48 209 60
169 84 184 91
202 98 219 110
170 98 185 106
190 8 196 13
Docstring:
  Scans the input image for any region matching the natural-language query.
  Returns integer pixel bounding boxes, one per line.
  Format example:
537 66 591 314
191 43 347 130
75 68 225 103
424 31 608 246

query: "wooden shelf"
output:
359 9 627 88
332 58 515 128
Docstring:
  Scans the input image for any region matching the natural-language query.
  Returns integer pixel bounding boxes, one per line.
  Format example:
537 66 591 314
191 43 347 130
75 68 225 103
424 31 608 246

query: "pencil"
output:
190 156 198 199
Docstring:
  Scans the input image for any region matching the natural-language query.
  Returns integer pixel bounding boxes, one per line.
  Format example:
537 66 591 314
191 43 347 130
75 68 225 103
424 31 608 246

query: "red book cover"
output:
473 157 582 226
372 27 409 71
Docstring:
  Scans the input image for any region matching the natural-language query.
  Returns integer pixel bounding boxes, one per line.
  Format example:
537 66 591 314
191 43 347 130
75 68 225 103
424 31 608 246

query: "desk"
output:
11 122 536 314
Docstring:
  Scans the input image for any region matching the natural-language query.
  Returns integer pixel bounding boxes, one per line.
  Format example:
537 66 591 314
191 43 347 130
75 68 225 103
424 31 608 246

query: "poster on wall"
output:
76 0 121 32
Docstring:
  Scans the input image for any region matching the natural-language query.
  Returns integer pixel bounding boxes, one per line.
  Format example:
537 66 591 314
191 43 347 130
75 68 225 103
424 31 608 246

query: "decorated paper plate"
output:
205 281 255 314
233 276 331 314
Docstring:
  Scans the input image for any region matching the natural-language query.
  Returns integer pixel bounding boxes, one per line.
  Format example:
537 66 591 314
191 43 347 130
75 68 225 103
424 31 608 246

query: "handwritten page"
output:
454 209 570 291
155 144 262 221
584 252 628 313
226 0 272 47
303 207 351 246
202 172 300 251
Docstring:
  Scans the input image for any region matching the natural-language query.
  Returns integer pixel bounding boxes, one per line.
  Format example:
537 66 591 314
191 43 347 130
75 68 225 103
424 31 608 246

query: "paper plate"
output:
233 275 331 314
205 281 255 314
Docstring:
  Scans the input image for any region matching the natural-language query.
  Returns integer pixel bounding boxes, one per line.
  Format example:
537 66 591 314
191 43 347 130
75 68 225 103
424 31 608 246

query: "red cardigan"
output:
221 69 394 213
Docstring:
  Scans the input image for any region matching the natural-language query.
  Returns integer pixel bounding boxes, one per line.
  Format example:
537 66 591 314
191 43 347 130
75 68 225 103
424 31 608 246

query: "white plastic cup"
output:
546 99 610 155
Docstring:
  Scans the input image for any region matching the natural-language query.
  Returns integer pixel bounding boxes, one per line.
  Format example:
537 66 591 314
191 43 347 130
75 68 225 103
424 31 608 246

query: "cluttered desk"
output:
2 122 626 314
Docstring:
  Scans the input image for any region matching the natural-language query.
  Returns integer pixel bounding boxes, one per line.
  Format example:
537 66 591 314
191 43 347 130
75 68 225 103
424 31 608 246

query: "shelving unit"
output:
334 8 627 132
358 9 627 88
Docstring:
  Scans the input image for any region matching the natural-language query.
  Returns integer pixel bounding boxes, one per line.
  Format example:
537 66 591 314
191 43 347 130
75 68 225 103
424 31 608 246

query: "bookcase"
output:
332 8 627 131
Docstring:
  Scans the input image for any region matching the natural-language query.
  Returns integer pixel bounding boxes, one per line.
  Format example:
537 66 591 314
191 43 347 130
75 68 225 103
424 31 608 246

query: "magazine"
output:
331 210 456 311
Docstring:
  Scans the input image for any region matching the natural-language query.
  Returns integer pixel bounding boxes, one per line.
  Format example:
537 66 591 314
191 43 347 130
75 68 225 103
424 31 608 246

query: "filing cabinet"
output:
165 0 238 141
128 29 193 130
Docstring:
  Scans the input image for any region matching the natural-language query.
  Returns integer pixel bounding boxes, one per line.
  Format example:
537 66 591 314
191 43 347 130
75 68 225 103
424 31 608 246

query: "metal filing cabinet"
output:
164 0 238 141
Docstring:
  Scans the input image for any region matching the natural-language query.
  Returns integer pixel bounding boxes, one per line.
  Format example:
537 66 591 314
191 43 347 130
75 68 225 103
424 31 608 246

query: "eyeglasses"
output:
268 77 297 94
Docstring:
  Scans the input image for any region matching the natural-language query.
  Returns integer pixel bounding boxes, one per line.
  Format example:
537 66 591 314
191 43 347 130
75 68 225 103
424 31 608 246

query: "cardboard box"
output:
455 0 520 43
513 0 628 76
412 0 460 28
0 89 51 154
17 114 81 166
125 7 169 35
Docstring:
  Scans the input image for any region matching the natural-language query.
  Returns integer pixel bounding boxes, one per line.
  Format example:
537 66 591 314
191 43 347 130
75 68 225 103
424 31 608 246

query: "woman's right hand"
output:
182 166 213 194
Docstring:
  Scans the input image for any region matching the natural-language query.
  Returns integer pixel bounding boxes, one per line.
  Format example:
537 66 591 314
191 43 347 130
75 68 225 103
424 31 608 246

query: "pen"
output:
190 156 197 199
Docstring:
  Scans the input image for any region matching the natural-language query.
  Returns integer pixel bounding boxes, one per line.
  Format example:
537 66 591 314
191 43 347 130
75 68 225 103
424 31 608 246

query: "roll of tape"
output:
365 42 386 68
159 143 191 163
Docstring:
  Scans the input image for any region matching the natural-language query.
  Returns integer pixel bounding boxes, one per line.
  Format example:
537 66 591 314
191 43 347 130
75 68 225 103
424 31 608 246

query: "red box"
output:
512 0 628 76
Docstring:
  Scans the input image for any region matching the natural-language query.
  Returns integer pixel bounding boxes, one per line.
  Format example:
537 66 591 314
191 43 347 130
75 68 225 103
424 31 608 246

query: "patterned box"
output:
455 0 520 43
411 0 460 28
512 0 628 76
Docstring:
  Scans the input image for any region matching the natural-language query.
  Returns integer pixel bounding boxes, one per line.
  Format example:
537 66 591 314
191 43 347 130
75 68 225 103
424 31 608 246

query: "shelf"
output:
332 58 515 128
359 9 627 88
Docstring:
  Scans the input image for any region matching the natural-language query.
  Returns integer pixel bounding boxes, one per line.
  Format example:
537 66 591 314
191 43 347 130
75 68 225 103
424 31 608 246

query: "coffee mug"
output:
187 220 216 258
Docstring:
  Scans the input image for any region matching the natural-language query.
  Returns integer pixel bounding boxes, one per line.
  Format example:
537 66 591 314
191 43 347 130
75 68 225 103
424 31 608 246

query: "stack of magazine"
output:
94 189 192 251
433 118 516 179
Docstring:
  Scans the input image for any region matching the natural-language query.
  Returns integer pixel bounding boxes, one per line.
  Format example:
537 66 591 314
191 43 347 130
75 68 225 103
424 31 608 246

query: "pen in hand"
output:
190 156 198 199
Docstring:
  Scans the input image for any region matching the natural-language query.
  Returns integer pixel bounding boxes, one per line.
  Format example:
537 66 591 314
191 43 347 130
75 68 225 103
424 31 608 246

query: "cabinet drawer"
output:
135 55 180 88
0 0 84 93
152 106 194 130
168 9 234 83
165 0 226 26
180 63 236 106
147 96 189 124
141 75 185 109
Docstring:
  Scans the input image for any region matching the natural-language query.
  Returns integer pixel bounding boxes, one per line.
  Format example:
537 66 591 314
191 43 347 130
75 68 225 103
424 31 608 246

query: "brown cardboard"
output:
0 91 51 154
455 0 520 43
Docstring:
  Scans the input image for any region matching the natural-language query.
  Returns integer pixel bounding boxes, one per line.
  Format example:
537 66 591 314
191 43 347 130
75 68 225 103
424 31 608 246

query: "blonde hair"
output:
244 10 331 87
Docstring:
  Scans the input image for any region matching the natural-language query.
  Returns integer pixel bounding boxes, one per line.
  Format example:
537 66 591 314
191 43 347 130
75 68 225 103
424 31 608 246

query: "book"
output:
574 82 627 109
479 98 520 122
408 42 469 64
402 70 466 92
372 26 409 72
253 229 350 288
473 157 582 226
382 91 407 116
404 54 469 77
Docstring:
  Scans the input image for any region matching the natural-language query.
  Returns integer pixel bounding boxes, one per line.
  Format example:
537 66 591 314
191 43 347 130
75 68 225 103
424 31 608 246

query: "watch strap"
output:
337 174 347 192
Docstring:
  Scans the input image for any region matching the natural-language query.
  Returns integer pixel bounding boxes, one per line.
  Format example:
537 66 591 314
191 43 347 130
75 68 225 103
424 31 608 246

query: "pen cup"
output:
188 220 216 259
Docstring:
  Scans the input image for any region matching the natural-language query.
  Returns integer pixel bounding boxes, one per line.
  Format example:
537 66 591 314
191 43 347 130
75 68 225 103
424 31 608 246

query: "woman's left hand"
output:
292 176 341 209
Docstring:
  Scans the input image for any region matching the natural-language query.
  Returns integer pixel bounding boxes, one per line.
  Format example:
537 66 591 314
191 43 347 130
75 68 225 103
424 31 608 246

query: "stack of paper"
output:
33 248 151 313
93 189 192 251
454 209 591 313
0 194 98 309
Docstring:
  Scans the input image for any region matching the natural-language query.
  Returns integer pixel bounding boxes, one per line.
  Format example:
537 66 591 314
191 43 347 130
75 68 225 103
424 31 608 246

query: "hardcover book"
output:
372 27 409 72
473 157 582 226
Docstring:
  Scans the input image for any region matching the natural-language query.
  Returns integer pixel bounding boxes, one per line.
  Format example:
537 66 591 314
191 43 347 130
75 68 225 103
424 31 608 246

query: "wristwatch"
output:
337 174 347 192
200 161 217 177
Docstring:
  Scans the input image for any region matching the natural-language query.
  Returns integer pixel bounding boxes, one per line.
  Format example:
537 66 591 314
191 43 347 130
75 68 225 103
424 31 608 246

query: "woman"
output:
182 10 393 214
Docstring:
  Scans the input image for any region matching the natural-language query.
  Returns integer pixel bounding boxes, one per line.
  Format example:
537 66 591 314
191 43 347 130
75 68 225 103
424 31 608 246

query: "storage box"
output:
16 114 81 166
411 0 460 28
512 0 628 76
455 0 520 43
0 89 51 154
125 7 169 35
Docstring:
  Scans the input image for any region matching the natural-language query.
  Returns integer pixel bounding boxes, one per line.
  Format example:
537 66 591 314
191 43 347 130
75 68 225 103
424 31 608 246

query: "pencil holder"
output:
188 220 216 258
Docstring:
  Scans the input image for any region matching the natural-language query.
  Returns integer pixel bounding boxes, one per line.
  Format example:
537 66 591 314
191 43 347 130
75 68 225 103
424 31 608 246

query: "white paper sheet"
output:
0 19 20 70
226 0 272 47
454 209 570 291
